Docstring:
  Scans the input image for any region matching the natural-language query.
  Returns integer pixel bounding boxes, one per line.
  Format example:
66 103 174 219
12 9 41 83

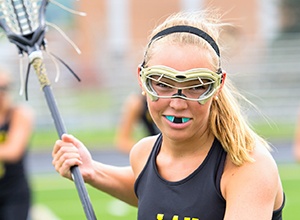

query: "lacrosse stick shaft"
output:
31 57 97 220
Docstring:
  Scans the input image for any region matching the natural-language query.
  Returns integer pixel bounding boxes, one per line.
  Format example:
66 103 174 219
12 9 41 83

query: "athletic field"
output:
30 163 300 220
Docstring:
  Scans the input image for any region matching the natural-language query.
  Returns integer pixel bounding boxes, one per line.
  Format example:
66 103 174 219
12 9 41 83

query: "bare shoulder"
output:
225 142 278 177
223 142 280 191
248 142 279 175
129 135 158 179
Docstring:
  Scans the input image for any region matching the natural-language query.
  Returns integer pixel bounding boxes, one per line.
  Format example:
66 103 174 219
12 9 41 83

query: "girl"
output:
52 11 284 220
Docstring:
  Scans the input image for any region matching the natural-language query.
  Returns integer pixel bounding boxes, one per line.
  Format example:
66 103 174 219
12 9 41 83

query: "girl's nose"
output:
169 96 188 110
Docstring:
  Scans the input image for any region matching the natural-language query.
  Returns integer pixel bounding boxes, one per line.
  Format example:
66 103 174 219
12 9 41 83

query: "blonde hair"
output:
144 10 270 166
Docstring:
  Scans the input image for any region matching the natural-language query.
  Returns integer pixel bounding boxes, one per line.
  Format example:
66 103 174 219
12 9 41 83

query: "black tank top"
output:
0 109 29 198
134 134 284 220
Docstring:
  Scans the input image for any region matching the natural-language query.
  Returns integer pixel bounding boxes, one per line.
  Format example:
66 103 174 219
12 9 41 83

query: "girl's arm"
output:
0 105 34 162
222 145 283 220
52 134 138 206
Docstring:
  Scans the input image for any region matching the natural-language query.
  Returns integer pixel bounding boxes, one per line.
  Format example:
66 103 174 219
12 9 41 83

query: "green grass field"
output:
30 163 300 220
30 173 138 219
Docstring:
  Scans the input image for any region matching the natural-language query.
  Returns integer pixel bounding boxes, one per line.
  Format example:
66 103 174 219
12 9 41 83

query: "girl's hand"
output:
52 134 93 181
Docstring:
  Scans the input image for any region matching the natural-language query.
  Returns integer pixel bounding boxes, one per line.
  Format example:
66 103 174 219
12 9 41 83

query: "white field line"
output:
31 204 61 220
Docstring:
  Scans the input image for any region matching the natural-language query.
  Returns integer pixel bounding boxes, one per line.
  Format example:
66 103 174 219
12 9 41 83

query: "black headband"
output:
149 25 220 57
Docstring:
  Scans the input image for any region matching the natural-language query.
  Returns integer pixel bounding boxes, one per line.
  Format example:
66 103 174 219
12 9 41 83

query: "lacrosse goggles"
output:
140 65 223 104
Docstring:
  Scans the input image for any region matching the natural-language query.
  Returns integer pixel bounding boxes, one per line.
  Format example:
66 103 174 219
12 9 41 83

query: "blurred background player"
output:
0 68 35 220
115 93 159 153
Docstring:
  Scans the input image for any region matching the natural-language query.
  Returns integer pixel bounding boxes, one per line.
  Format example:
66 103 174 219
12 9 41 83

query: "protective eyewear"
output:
140 65 222 104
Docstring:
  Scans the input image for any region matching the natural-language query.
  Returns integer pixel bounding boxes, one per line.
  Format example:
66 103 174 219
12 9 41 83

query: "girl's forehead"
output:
148 43 213 71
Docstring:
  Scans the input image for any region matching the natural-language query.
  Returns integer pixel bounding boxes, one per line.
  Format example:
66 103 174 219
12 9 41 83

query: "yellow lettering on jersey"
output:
157 214 164 220
156 214 199 220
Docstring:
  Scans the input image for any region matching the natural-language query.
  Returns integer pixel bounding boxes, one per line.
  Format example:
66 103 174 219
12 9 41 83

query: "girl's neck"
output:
161 126 214 158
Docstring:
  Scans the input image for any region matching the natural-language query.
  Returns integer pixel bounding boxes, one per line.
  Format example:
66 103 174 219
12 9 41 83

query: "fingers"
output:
52 136 83 180
61 134 80 146
52 134 80 156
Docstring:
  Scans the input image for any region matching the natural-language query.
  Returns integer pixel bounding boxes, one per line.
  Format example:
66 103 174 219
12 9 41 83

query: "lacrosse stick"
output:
0 0 97 219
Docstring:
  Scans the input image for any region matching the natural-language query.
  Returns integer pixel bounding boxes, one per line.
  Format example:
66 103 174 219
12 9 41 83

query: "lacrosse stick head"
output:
0 0 49 55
